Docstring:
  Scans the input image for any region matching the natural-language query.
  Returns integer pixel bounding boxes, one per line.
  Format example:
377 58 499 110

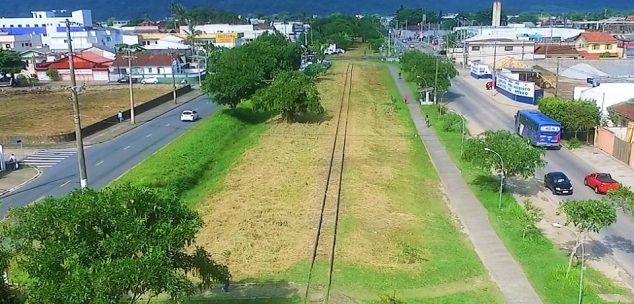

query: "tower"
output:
492 0 502 27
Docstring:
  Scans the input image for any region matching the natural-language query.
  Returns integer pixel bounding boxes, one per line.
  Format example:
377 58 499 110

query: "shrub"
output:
441 112 464 133
46 68 61 81
15 74 37 87
567 137 581 149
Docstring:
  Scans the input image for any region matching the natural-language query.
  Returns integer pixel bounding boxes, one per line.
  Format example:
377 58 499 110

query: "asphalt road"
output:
0 95 220 217
446 77 634 280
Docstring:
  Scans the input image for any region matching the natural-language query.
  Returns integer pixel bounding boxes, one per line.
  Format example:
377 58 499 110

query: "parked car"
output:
180 110 198 122
141 77 160 84
409 44 415 48
544 172 573 195
584 173 620 194
117 76 138 83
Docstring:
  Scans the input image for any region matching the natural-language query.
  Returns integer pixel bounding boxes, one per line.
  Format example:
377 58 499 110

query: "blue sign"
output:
13 139 21 144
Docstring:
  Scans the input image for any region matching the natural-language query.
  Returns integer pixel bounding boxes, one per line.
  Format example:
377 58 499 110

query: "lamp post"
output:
450 109 466 157
484 147 504 208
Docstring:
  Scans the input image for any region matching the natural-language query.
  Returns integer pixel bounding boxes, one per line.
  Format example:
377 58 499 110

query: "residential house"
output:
574 83 634 119
574 32 623 59
35 53 113 81
464 36 544 68
607 100 634 127
534 44 581 59
111 53 181 82
81 45 116 60
0 32 43 52
19 49 57 74
137 33 190 50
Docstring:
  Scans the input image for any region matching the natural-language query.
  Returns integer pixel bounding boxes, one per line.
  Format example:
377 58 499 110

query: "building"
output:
81 45 116 60
44 27 124 52
0 32 43 51
111 53 181 82
574 83 634 118
464 37 543 68
138 33 190 50
0 10 92 35
272 22 305 41
455 26 584 42
492 0 502 27
35 54 113 81
495 68 544 104
534 44 580 59
572 18 634 34
574 32 623 59
607 101 634 127
20 49 57 74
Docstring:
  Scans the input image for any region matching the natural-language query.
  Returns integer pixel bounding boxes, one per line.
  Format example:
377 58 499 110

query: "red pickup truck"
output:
584 173 620 194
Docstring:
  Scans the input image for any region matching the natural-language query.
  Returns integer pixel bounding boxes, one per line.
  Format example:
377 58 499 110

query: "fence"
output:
594 127 634 166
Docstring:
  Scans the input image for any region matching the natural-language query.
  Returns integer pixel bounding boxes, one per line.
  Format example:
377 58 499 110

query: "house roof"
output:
578 51 601 60
610 100 634 121
578 32 617 43
78 51 113 64
534 45 579 56
35 55 111 71
112 53 176 67
138 33 169 40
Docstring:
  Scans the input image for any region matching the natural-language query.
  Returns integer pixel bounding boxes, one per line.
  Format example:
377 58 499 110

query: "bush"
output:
303 63 325 78
46 68 61 81
441 112 464 133
567 137 581 149
15 74 37 87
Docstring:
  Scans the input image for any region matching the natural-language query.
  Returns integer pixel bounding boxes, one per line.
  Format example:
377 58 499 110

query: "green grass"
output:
420 104 632 304
114 102 269 206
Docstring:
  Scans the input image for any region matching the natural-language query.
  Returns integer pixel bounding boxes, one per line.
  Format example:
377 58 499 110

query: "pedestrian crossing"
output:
21 148 77 169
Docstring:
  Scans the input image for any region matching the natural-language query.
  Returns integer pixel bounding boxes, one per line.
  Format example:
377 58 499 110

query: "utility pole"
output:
172 56 177 104
65 19 88 189
433 56 439 103
554 58 561 97
122 48 137 124
492 41 498 71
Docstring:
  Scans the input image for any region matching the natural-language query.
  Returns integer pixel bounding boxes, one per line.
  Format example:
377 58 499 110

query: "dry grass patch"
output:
195 63 350 280
0 85 173 137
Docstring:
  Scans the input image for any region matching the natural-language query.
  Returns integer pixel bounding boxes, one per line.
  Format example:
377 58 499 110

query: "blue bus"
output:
514 110 562 149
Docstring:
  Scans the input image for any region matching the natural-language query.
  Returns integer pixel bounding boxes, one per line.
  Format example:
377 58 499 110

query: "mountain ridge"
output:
3 0 634 21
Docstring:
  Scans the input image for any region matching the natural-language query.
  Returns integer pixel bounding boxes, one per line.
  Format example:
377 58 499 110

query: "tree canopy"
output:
253 71 323 121
306 15 385 51
400 50 457 97
202 32 301 109
1 185 228 303
538 96 600 136
463 130 546 178
0 50 26 75
394 6 439 26
170 3 245 27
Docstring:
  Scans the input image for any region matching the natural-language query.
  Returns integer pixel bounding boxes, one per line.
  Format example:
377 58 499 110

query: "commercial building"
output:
454 25 584 42
572 18 634 34
0 32 43 52
464 37 543 68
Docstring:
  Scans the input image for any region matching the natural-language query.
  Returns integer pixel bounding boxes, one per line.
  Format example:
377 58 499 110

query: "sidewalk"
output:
0 167 40 197
389 65 542 304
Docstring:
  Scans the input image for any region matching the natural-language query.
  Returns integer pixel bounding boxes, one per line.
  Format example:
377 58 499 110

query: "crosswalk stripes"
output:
21 148 77 169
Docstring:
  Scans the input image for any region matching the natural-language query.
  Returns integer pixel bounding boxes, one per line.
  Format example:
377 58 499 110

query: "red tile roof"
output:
78 51 113 65
35 55 111 71
578 51 601 60
610 101 634 121
579 32 617 43
112 53 175 67
627 15 634 21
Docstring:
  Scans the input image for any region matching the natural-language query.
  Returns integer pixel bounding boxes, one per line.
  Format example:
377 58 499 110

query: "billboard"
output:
495 73 535 98
215 33 236 44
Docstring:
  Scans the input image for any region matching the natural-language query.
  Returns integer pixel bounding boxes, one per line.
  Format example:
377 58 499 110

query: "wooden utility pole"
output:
554 58 561 97
65 19 88 188
122 49 137 124
434 57 440 103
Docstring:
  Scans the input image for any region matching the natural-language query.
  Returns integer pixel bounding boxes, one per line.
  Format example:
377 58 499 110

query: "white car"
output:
140 77 159 84
180 110 198 122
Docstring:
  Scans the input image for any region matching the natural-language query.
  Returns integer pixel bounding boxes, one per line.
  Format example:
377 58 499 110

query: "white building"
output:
464 37 544 67
138 33 190 50
455 25 584 42
0 32 43 51
0 10 92 35
44 27 124 51
574 83 634 118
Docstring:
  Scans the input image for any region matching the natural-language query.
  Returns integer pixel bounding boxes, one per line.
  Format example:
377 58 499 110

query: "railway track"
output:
304 63 354 304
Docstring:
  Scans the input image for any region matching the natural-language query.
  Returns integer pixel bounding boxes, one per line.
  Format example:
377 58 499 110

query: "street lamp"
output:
484 147 504 208
450 109 466 157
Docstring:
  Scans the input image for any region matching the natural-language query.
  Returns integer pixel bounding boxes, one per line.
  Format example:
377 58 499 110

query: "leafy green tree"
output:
45 68 61 81
606 186 634 214
400 50 457 99
2 185 229 303
394 6 439 26
560 199 616 275
253 71 323 121
463 130 546 178
0 50 26 79
521 200 544 239
538 96 600 138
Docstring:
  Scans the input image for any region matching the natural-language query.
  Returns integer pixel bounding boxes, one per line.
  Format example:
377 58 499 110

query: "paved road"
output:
447 77 634 280
390 65 542 303
0 95 220 217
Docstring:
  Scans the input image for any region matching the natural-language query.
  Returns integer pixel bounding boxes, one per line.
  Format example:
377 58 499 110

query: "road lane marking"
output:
165 123 171 127
59 180 71 188
95 160 104 167
123 145 131 150
146 133 153 138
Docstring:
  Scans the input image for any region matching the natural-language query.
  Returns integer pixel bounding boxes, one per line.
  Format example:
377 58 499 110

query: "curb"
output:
84 92 205 146
0 167 42 198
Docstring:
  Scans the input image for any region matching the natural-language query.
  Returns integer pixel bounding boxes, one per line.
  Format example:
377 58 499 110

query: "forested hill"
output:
3 0 634 20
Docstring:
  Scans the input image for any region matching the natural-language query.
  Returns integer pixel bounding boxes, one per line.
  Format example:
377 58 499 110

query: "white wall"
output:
0 34 43 51
459 26 583 41
466 42 543 66
185 24 253 34
0 10 92 29
45 28 123 51
574 83 634 116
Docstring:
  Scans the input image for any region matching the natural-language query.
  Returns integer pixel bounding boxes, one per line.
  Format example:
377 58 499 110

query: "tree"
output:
394 6 439 26
1 185 229 303
606 186 634 214
45 68 61 81
400 50 457 100
538 96 600 139
463 130 546 178
560 200 616 275
253 71 323 121
521 200 544 239
0 50 26 80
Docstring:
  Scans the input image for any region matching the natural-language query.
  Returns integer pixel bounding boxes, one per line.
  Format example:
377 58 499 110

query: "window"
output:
17 24 22 28
106 37 112 42
5 44 10 49
504 46 513 51
606 44 613 50
592 44 600 50
148 67 153 73
471 46 480 51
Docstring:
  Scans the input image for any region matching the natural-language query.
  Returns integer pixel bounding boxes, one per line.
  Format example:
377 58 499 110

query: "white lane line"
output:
123 145 131 150
165 123 171 127
59 180 71 188
146 133 153 138
95 160 105 167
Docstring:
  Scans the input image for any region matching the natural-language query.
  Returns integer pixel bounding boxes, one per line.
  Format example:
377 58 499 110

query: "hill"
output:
3 0 634 21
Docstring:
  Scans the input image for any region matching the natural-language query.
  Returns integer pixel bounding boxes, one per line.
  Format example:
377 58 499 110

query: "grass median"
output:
421 103 631 304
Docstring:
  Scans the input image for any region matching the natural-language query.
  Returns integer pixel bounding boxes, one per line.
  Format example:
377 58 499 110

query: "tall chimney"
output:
492 0 502 27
